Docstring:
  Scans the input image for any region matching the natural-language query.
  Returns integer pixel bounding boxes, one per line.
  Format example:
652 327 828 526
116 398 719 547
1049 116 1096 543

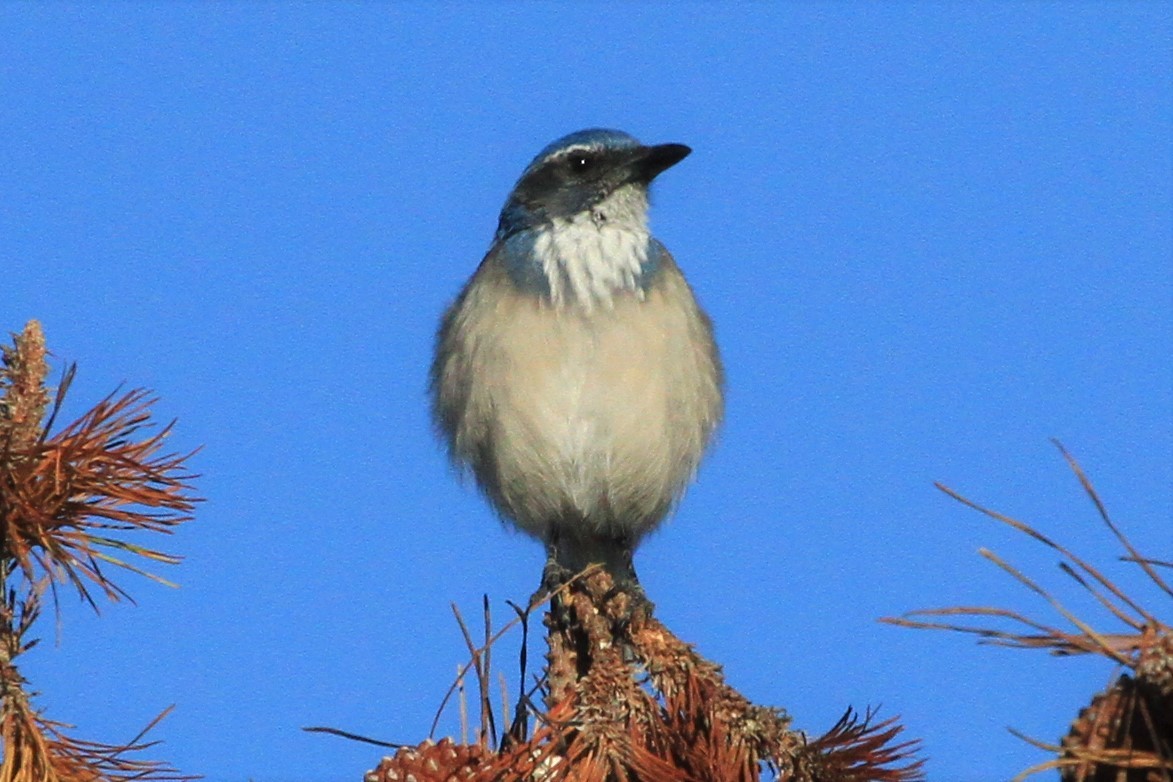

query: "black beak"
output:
631 142 691 183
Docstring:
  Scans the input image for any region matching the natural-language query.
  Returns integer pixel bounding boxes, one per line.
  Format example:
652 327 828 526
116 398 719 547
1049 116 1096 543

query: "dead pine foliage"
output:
363 569 924 782
883 442 1172 782
0 320 200 782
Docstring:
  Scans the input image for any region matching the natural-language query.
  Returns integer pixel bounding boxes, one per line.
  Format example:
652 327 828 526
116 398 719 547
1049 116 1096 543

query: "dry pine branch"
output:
0 321 200 782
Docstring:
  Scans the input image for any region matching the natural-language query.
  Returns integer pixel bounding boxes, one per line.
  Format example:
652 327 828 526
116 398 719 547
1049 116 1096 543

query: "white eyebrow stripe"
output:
551 144 601 160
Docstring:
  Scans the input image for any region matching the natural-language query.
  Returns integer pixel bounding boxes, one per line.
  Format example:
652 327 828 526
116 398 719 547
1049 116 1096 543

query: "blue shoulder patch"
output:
642 238 667 285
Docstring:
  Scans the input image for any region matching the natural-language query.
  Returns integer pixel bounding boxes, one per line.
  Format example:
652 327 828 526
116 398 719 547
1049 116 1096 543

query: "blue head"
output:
496 129 691 240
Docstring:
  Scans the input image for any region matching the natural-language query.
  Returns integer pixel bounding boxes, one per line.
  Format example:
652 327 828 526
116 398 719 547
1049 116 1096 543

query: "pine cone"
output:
365 738 490 782
1060 674 1172 782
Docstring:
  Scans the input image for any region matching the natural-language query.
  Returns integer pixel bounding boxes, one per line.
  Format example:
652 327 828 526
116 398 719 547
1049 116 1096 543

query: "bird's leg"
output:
601 540 655 620
540 533 575 593
529 533 575 620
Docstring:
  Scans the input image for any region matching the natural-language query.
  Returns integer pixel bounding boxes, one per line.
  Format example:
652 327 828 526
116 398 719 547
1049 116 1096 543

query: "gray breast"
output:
430 245 723 546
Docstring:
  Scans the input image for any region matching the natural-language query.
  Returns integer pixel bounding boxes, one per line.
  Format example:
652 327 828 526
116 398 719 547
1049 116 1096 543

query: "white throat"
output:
530 185 651 310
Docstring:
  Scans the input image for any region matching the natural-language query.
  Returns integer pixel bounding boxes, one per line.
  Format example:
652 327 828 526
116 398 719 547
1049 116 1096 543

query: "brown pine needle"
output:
1 384 199 608
977 547 1134 666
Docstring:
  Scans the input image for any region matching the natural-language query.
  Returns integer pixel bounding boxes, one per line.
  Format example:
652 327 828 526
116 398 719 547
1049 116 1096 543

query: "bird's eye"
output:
569 155 594 172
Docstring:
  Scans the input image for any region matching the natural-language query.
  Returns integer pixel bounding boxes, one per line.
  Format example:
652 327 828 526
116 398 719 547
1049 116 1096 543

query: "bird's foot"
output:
539 555 575 595
601 576 654 621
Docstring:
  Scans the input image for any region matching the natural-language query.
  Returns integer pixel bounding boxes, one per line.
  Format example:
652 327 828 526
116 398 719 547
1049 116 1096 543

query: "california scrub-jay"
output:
431 129 723 587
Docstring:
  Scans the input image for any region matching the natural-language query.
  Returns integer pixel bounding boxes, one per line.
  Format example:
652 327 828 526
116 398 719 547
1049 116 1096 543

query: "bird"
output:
430 128 723 590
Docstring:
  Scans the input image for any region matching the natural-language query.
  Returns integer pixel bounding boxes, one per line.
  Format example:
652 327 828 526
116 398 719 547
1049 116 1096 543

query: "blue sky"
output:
2 4 1170 781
